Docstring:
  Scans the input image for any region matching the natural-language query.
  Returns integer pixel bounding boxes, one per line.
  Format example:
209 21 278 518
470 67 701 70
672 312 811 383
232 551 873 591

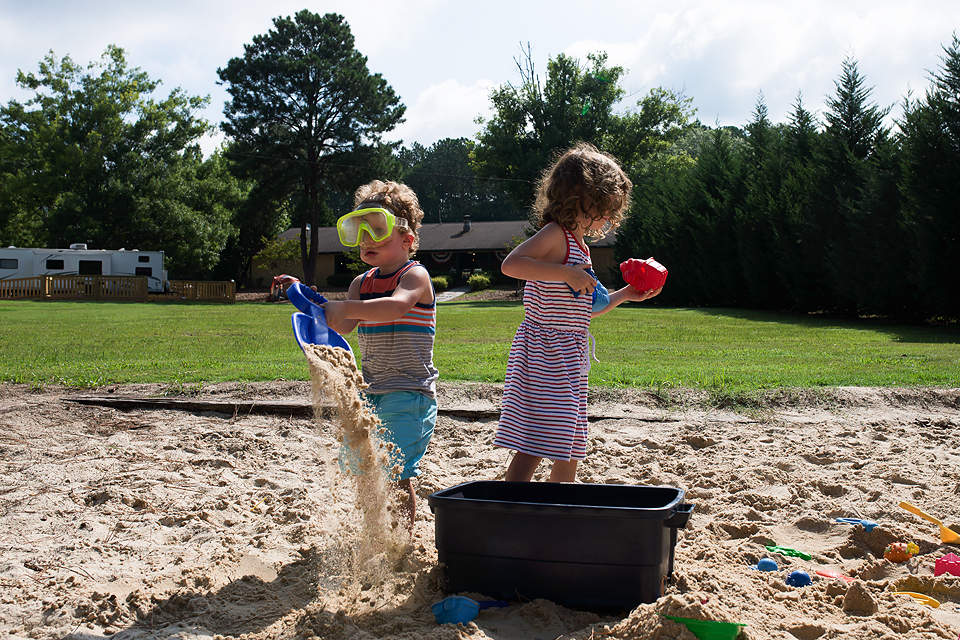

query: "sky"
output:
1 1 957 157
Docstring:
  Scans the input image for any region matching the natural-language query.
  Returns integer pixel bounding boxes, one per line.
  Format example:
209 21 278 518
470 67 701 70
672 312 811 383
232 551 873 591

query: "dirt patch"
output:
2 381 959 639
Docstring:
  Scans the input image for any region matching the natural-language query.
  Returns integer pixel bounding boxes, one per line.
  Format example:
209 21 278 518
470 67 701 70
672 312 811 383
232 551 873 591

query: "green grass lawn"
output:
2 298 958 391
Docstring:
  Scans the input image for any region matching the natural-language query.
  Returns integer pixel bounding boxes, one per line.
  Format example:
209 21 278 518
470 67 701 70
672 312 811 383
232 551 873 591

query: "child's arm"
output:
322 267 432 334
591 285 663 318
501 223 598 296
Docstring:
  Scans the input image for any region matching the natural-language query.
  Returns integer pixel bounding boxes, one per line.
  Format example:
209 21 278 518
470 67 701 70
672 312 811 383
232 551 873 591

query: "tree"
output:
736 95 789 308
472 46 628 211
775 94 823 311
0 46 235 277
398 138 519 223
683 126 747 306
473 45 695 216
606 86 696 174
899 33 960 319
817 56 898 315
218 11 404 286
613 150 693 301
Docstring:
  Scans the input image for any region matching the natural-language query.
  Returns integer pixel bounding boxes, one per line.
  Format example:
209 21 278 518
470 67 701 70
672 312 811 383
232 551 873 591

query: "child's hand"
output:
320 300 347 331
625 286 663 302
565 264 598 296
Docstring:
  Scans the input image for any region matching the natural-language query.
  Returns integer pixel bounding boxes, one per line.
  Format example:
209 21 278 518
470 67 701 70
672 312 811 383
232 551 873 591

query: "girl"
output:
494 143 662 483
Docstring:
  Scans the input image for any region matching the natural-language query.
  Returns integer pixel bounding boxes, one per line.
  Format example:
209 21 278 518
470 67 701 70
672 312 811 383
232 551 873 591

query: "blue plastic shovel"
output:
287 283 353 354
430 597 509 624
836 518 878 532
432 596 480 624
566 266 610 312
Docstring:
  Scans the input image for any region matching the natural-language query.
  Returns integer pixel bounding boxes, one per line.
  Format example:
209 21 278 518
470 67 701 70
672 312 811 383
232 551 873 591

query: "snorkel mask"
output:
336 205 410 247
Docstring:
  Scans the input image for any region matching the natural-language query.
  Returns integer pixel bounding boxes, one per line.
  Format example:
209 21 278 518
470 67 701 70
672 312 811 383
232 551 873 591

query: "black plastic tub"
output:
427 481 694 610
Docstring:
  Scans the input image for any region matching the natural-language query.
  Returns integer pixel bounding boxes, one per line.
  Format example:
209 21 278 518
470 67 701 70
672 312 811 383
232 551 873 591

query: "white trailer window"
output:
0 259 16 270
46 259 65 269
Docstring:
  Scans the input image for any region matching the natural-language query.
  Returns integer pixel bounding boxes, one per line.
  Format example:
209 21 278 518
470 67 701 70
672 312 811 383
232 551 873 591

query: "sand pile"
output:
0 381 958 639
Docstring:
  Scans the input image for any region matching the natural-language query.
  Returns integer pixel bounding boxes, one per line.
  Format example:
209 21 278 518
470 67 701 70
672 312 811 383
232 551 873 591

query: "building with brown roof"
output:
252 215 619 288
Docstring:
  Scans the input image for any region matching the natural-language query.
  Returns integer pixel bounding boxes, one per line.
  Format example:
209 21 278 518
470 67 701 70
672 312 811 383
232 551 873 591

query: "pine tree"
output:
899 34 960 319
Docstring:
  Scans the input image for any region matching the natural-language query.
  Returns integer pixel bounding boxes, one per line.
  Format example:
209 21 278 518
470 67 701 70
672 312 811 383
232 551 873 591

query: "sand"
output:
1 379 959 640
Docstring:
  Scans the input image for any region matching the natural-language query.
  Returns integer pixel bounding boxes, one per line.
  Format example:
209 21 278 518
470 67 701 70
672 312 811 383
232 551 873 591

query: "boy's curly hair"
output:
352 180 425 254
532 142 632 238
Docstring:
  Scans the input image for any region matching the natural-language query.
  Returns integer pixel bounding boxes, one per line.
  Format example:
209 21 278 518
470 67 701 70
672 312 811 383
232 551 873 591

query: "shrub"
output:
467 271 492 291
253 237 300 270
432 275 451 292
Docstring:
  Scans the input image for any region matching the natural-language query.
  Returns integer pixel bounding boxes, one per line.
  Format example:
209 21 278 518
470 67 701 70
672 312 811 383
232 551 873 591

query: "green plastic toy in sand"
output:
765 545 811 560
663 615 747 640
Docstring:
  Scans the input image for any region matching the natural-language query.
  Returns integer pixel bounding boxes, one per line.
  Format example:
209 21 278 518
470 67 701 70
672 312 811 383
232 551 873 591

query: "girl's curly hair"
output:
352 180 425 254
532 142 632 238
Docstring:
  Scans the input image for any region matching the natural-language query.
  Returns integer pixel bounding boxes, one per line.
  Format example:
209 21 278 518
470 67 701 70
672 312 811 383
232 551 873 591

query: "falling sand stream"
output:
301 343 409 580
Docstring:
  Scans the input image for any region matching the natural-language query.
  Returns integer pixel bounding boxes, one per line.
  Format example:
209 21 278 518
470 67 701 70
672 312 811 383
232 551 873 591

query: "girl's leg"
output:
504 452 542 481
548 459 578 483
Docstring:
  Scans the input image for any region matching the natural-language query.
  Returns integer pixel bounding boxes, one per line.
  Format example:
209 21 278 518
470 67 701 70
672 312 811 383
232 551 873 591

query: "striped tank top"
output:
522 227 592 332
357 261 439 398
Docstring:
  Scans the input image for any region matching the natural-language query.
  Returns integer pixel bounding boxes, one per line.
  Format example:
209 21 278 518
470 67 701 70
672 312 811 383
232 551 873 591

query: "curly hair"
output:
532 143 632 239
352 180 425 254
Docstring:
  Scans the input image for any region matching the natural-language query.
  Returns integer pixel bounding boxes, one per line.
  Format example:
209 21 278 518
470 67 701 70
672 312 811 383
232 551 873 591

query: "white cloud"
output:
558 1 956 128
2 0 957 151
389 79 496 148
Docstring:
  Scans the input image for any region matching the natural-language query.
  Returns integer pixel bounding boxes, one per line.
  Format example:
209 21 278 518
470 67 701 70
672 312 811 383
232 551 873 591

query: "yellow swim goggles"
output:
336 206 410 247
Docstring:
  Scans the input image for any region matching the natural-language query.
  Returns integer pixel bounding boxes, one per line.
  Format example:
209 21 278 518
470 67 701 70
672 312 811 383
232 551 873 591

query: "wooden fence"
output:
0 277 44 300
149 280 236 302
0 276 235 303
0 275 148 301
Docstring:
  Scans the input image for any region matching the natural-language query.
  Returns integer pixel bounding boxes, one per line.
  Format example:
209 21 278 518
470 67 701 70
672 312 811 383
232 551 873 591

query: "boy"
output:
322 180 438 528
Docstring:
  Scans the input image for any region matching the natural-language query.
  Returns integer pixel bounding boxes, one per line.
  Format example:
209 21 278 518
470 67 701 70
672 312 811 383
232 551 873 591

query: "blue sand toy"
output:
287 283 353 354
566 267 610 312
786 570 812 587
287 281 330 314
836 517 878 532
754 558 779 572
432 596 480 624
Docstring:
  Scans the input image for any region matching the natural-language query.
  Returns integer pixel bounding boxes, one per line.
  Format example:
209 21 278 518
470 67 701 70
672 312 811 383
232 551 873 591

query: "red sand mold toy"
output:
620 257 668 293
935 552 960 577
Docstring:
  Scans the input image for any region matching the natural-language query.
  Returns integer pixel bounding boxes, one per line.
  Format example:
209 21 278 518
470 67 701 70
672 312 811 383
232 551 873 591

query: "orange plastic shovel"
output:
899 501 960 544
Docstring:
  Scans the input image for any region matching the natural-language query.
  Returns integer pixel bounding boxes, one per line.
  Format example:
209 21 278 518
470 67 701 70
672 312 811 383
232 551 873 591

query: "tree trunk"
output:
302 170 320 287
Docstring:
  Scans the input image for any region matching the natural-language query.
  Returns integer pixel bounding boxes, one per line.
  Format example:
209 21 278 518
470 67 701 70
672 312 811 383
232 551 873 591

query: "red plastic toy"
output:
815 569 855 583
935 552 960 577
620 257 668 293
884 542 918 563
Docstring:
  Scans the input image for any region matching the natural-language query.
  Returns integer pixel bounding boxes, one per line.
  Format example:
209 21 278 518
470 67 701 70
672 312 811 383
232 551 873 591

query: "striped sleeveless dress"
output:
494 226 593 461
357 261 438 398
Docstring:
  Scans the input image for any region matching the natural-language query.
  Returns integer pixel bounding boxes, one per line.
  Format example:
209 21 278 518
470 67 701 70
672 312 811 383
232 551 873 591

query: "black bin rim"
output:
428 480 687 519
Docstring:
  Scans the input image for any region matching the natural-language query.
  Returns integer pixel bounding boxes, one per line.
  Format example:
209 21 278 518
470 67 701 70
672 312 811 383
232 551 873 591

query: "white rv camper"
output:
0 244 168 292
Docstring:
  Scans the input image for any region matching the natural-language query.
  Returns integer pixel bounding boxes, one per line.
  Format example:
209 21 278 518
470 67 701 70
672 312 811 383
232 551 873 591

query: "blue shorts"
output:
341 391 436 481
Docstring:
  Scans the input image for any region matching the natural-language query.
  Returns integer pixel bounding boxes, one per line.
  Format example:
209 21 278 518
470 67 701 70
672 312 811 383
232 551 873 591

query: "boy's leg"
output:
548 459 578 483
367 391 436 526
504 452 542 481
396 478 416 530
